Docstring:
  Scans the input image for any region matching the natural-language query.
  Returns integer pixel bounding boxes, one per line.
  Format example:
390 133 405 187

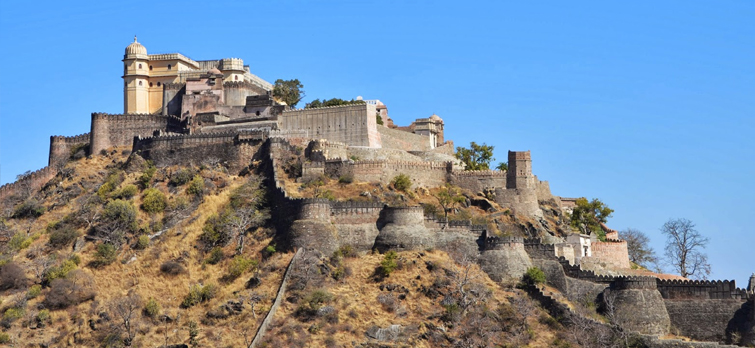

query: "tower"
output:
506 150 533 189
123 37 150 114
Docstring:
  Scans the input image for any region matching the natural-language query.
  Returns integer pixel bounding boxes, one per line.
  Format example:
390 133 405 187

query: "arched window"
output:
157 82 161 87
167 64 172 70
235 75 239 81
138 81 142 86
149 82 153 87
138 64 142 69
149 65 153 70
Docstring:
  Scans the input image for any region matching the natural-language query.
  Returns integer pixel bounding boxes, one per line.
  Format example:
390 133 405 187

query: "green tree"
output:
455 142 495 170
496 162 508 171
273 79 305 107
434 184 466 222
569 197 614 239
305 98 365 109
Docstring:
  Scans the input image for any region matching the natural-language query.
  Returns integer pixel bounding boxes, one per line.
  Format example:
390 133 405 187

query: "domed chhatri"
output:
125 36 147 57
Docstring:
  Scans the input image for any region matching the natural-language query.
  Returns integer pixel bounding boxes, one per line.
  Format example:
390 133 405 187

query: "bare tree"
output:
110 292 143 346
76 194 102 230
661 218 711 279
619 228 658 270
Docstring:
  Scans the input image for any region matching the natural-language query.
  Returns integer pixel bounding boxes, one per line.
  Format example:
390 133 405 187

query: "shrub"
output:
0 332 9 343
264 244 276 255
225 256 257 281
378 251 399 277
338 174 354 184
44 270 95 309
169 169 194 187
205 247 224 265
0 262 28 290
27 284 42 299
160 261 186 275
111 184 138 200
69 254 81 266
186 175 205 198
522 267 546 286
199 212 232 248
135 235 150 250
97 171 125 198
43 259 77 284
138 164 157 189
2 307 24 328
181 284 217 308
48 225 79 249
296 289 333 319
102 199 138 230
91 243 117 268
12 199 46 219
391 174 411 192
8 232 32 251
142 188 167 214
144 297 161 318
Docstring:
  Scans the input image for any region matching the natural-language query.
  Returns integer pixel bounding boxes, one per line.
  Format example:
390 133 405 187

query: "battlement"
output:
50 133 90 144
0 166 57 201
223 81 259 89
451 169 507 177
484 236 525 250
656 278 750 300
219 58 244 71
611 276 658 290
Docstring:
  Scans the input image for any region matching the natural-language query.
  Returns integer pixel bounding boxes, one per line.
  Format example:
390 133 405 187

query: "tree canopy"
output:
661 218 710 279
272 79 305 107
305 98 365 109
455 142 495 171
496 162 508 171
619 228 658 270
569 197 613 239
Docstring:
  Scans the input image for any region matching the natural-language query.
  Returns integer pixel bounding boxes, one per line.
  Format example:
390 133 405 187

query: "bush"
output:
8 232 32 251
522 267 546 286
169 169 194 187
48 225 79 249
97 171 125 198
160 261 186 275
44 270 95 309
205 247 224 265
12 199 46 219
141 188 167 214
186 175 205 198
37 309 50 323
135 235 150 250
27 284 42 299
181 284 217 308
144 297 161 318
225 256 257 281
111 184 138 200
2 307 24 328
0 262 28 290
102 199 138 230
338 174 354 184
43 259 77 284
391 174 411 192
296 289 333 319
138 164 157 189
0 332 9 343
91 243 117 268
378 251 398 278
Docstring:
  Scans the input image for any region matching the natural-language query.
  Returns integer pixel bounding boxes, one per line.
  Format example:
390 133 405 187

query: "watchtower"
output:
123 37 150 114
506 150 533 189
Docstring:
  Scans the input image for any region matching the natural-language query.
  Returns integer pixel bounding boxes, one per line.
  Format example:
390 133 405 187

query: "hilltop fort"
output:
1 39 753 346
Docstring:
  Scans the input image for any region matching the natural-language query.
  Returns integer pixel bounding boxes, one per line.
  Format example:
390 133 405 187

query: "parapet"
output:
0 166 57 201
50 133 90 144
656 278 750 300
484 236 524 250
611 276 658 290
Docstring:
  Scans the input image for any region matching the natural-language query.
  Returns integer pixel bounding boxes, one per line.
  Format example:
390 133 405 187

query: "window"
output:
149 82 153 87
138 64 142 69
235 75 238 81
138 81 142 86
157 82 161 87
149 65 153 70
167 64 172 70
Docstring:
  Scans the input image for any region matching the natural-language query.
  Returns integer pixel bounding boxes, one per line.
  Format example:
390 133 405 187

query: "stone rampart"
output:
90 113 182 154
376 124 431 151
323 159 451 187
49 133 90 167
590 239 631 269
611 276 658 290
657 279 750 300
664 299 747 343
449 170 507 193
495 187 541 217
280 104 381 148
0 166 57 202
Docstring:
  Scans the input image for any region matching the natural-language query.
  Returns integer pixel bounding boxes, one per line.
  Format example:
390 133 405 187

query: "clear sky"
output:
1 1 753 285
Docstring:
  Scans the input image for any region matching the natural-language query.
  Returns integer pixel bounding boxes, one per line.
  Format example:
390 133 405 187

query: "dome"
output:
429 114 443 122
208 67 222 75
125 36 147 57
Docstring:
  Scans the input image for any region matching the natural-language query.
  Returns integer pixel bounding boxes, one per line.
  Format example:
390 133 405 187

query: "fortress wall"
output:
495 187 540 216
656 279 750 300
133 132 264 173
430 141 455 156
535 178 558 204
376 125 431 151
49 133 90 167
664 299 746 342
223 81 266 106
449 170 507 193
90 113 178 154
0 166 57 202
341 160 449 187
162 83 184 116
280 104 381 148
589 240 631 269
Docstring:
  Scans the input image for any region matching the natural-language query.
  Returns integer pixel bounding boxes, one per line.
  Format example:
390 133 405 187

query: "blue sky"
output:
1 1 753 284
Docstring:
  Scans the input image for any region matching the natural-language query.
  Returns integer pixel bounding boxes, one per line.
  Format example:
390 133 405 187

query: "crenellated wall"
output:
223 81 266 106
309 159 452 188
479 233 532 283
90 113 182 154
49 133 90 167
656 279 750 300
0 166 57 202
449 169 507 193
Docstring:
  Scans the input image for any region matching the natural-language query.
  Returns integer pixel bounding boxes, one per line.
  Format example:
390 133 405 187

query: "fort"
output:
2 39 753 346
